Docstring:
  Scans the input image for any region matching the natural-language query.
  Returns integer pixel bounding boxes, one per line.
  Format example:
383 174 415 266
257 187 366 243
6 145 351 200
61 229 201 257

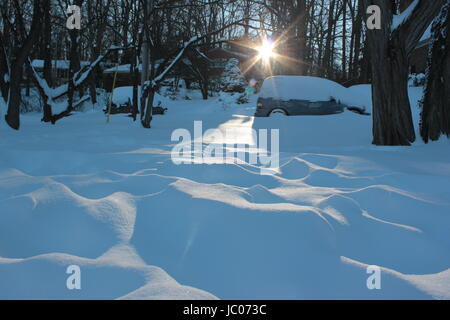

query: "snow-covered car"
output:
255 76 367 117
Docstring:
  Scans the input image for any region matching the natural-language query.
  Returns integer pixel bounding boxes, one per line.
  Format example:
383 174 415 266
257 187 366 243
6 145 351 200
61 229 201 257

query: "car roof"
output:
259 76 345 102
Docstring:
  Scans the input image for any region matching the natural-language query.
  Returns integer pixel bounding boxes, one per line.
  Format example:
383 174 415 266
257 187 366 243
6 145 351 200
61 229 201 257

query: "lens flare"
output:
258 39 274 61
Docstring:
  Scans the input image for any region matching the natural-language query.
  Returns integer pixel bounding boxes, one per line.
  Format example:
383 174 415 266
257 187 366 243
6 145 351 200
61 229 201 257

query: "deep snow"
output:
0 84 450 300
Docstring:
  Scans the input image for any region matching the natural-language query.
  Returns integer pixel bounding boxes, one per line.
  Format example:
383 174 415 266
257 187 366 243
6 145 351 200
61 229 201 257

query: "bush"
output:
219 58 247 93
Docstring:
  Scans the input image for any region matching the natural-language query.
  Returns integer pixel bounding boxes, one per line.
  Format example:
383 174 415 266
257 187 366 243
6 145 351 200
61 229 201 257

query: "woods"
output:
0 0 448 145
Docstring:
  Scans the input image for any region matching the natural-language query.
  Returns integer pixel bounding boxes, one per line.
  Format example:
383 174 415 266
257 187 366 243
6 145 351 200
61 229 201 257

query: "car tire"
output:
269 108 288 117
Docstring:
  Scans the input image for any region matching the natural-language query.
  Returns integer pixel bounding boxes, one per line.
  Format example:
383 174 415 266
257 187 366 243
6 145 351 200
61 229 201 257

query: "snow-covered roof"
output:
207 47 251 60
31 59 90 70
104 64 143 73
103 58 189 74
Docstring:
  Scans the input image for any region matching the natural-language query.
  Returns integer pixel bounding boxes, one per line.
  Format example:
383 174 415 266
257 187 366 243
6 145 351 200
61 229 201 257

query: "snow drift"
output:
0 86 450 299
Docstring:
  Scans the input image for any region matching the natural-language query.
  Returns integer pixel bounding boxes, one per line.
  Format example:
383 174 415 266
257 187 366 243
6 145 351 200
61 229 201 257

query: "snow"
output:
31 60 91 70
0 94 6 117
111 86 167 106
259 76 370 109
104 64 143 74
1 84 450 299
421 24 432 41
103 59 191 74
392 0 420 31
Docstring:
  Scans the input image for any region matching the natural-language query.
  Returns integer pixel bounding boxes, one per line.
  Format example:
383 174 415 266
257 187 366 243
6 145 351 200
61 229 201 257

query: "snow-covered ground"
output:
1 85 450 300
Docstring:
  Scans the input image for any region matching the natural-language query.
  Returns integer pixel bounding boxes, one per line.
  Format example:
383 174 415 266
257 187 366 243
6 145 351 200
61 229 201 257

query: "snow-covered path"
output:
1 89 450 299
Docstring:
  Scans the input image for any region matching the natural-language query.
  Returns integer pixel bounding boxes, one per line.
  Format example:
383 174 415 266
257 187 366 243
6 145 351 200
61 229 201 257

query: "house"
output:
101 42 262 92
103 63 143 91
31 59 115 88
31 59 91 85
102 59 186 92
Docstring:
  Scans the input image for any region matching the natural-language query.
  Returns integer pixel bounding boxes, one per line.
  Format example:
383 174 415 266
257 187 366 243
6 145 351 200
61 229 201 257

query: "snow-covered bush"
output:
160 78 191 100
219 58 246 93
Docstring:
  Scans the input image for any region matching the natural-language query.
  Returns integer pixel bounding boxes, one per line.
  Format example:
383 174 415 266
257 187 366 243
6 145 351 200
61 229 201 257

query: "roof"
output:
104 64 143 74
206 47 251 60
103 58 191 74
31 59 91 70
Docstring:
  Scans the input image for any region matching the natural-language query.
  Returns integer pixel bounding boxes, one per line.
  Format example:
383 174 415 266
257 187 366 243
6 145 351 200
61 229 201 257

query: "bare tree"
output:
2 0 45 130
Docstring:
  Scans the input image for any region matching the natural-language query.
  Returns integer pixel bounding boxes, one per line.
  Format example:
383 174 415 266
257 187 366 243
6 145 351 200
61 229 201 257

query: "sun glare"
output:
258 40 274 61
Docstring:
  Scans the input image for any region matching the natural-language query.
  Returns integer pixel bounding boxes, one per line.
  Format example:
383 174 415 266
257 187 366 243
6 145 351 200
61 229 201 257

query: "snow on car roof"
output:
259 75 347 102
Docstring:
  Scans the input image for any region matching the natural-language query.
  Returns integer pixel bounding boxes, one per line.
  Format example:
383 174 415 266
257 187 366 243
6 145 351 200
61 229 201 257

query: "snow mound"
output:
0 245 216 300
1 90 450 299
0 180 136 259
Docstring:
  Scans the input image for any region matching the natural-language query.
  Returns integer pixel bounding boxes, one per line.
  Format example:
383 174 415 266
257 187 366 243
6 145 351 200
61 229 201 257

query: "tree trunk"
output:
371 41 414 145
0 31 9 100
141 88 155 128
420 2 450 142
352 0 363 80
67 1 83 113
132 55 140 121
41 1 53 122
201 78 208 100
363 0 445 145
293 0 308 75
5 0 43 130
5 65 23 129
140 0 154 128
322 0 336 77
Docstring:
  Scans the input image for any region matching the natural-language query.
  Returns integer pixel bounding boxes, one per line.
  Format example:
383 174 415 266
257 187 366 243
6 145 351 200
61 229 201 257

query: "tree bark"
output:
322 0 336 77
370 39 414 145
363 0 445 145
0 31 9 100
140 0 154 128
420 2 450 142
67 0 84 113
41 1 53 122
5 0 44 130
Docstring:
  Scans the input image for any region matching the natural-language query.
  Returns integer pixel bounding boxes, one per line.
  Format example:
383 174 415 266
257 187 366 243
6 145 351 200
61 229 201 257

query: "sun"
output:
258 39 274 61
